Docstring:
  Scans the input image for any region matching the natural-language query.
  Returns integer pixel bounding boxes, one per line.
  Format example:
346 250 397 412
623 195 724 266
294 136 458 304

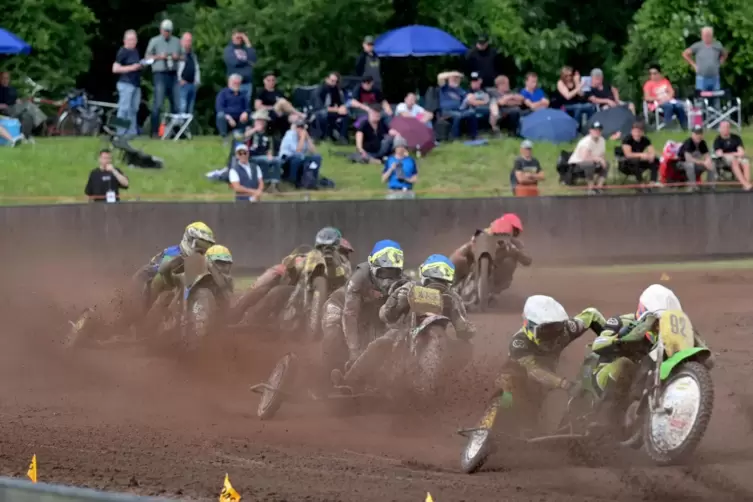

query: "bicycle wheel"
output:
57 110 79 136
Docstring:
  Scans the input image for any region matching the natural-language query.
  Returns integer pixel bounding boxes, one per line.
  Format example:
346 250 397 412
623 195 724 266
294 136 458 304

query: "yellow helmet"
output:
206 244 233 263
180 221 216 256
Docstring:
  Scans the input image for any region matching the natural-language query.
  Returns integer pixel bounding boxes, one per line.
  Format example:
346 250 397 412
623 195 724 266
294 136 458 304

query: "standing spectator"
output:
382 136 418 199
246 110 282 192
113 30 142 137
355 112 394 163
520 72 550 111
467 72 492 124
254 71 304 133
678 125 716 191
355 36 382 90
224 28 257 101
620 122 660 185
437 71 478 140
683 26 727 92
228 143 264 202
555 66 594 129
350 76 393 120
587 68 635 114
84 149 130 202
177 32 200 115
489 75 524 136
464 34 498 88
0 71 46 137
279 118 323 187
643 64 687 129
395 92 433 126
215 74 250 138
713 120 751 190
145 19 183 137
511 140 544 196
316 72 349 143
568 121 609 194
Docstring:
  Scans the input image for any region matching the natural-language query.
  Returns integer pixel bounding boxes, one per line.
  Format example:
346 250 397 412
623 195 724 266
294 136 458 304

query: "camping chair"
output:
160 112 194 140
614 145 655 193
694 90 742 130
642 88 692 131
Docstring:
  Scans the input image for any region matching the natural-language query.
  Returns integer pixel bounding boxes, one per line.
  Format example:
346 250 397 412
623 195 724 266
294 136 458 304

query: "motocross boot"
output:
587 379 629 438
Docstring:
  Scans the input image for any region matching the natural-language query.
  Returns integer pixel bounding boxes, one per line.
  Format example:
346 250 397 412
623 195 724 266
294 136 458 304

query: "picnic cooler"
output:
0 117 21 146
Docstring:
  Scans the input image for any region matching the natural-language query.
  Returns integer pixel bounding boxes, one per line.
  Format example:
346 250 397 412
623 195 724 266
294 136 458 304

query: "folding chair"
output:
160 112 194 140
642 99 693 131
695 90 742 130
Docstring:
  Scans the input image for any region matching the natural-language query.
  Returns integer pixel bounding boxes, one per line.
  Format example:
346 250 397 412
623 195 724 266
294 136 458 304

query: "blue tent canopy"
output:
0 28 31 55
374 25 467 57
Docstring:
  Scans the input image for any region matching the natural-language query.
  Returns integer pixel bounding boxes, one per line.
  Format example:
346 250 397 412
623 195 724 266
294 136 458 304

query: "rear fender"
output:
410 314 450 353
185 273 216 302
659 346 711 380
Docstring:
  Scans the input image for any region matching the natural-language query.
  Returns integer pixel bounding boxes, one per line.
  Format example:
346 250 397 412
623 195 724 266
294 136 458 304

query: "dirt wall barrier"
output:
0 477 169 502
2 193 751 275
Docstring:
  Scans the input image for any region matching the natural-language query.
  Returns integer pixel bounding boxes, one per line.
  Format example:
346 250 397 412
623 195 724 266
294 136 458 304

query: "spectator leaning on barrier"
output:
465 34 498 88
246 109 281 192
621 122 660 185
569 121 608 195
145 19 183 137
678 124 716 191
177 32 200 115
113 30 142 137
355 36 382 90
395 92 433 127
85 149 130 202
683 26 727 92
228 143 264 202
215 74 249 138
489 75 524 136
279 118 323 188
713 120 751 190
224 28 257 101
587 68 635 115
520 72 549 112
316 72 349 143
382 136 418 199
643 64 686 130
437 71 478 140
511 139 544 197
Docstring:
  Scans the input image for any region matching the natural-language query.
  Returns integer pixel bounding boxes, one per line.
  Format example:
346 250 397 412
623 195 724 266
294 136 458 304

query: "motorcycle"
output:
454 231 508 312
458 309 713 473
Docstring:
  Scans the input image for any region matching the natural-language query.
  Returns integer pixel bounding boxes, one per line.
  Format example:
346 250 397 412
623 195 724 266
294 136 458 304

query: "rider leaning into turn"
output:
450 213 532 290
204 244 235 291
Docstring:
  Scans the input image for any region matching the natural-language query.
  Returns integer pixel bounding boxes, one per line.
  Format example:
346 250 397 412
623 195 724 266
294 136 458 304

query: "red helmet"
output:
488 217 514 235
340 238 354 254
501 213 523 234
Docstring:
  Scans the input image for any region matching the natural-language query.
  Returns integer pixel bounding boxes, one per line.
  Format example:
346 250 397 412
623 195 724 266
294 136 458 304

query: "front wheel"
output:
642 361 714 465
477 257 491 312
258 353 297 420
307 275 328 341
187 287 217 346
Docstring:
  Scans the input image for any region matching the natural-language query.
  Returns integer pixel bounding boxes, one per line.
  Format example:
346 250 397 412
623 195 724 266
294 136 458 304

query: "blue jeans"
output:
563 103 595 129
695 75 720 91
116 81 140 136
252 155 282 183
316 110 350 140
284 154 323 187
445 109 478 139
179 82 196 114
151 72 180 135
240 83 253 103
660 101 688 128
216 112 248 137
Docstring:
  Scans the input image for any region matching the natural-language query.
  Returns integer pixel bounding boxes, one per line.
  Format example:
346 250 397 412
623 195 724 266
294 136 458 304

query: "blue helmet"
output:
419 254 455 284
368 240 404 269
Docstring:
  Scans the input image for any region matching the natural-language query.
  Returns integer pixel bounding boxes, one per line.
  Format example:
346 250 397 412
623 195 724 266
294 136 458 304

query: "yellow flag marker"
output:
660 273 670 281
426 492 434 502
219 473 241 502
27 454 37 483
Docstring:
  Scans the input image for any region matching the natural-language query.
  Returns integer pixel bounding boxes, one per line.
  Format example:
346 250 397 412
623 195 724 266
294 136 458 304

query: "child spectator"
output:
382 136 417 199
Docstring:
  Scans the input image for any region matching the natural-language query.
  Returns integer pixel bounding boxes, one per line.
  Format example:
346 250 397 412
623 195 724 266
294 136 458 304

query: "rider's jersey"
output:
146 245 185 289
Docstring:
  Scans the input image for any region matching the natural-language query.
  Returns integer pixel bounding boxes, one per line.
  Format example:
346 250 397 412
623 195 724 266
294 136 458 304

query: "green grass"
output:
3 128 753 204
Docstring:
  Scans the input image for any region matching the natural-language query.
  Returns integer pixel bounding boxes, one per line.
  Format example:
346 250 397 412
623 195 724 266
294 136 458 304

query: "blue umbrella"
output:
0 28 31 55
374 25 467 57
520 109 578 144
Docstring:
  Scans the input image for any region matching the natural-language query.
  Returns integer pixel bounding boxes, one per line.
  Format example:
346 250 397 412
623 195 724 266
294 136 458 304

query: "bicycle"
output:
24 77 102 136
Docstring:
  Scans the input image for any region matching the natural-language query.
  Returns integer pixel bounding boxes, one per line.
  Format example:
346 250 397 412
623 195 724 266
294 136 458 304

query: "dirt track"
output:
2 267 753 501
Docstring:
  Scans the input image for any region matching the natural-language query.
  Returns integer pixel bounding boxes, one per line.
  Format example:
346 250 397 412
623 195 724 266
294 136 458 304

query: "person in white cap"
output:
511 140 544 196
568 121 609 194
228 143 264 202
145 19 183 137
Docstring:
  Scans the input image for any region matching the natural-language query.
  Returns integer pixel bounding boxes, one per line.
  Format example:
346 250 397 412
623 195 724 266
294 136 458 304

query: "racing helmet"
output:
315 226 342 248
501 213 523 237
522 295 569 350
340 237 354 255
636 284 682 319
206 244 233 274
368 239 404 290
419 254 455 286
180 222 216 257
488 217 514 236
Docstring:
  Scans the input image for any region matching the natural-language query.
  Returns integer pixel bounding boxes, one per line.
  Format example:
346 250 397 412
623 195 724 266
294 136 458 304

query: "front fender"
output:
660 346 711 380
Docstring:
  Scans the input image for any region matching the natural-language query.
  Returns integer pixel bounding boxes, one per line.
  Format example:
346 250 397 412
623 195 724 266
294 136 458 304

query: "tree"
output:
2 0 96 93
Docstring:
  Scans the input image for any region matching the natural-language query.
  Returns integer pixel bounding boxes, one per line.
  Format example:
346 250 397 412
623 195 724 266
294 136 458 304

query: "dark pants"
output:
283 154 323 187
659 102 688 129
563 103 596 130
445 109 478 139
252 155 282 183
216 113 248 137
316 110 349 140
365 136 394 160
151 72 180 135
496 106 522 135
620 159 659 182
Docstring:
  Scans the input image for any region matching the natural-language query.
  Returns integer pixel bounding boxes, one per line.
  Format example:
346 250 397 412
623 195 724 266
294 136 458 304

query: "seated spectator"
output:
678 125 716 191
620 122 660 185
395 92 433 127
84 149 130 202
489 75 524 135
245 110 281 192
0 71 46 137
228 143 264 202
587 68 636 115
568 121 609 194
279 118 323 188
382 136 418 199
713 120 751 190
254 71 305 133
520 72 550 111
510 139 544 196
467 72 492 122
216 74 249 138
437 71 478 140
350 75 392 119
315 72 349 143
643 64 687 130
555 66 594 129
355 112 395 164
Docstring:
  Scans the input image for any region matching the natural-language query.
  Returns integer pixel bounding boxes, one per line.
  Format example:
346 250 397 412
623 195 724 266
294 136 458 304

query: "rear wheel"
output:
187 287 217 347
477 256 491 312
57 111 78 136
258 353 298 420
307 275 328 341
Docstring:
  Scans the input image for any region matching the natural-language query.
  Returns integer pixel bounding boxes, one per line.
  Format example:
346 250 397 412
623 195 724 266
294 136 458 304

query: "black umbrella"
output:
587 106 635 140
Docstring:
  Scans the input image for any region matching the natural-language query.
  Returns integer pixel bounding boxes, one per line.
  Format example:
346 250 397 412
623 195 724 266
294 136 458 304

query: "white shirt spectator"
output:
395 102 427 119
569 135 606 164
228 162 264 201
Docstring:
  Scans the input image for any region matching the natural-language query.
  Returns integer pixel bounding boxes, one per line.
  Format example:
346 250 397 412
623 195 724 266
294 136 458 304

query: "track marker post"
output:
26 454 37 483
219 473 241 501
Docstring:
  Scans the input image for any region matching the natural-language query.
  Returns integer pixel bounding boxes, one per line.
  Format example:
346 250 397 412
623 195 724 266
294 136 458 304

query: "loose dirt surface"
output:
2 267 753 501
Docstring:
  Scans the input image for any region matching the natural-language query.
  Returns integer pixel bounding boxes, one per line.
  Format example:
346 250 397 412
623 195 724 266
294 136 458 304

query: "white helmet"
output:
523 295 569 347
636 284 682 319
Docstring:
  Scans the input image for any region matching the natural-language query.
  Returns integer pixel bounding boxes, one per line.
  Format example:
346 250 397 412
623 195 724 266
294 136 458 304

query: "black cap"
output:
692 124 704 133
591 121 603 130
470 71 481 81
361 75 374 83
477 34 489 43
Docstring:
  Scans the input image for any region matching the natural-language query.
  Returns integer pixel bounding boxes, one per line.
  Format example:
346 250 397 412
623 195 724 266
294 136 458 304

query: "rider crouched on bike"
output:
322 240 408 389
450 213 532 294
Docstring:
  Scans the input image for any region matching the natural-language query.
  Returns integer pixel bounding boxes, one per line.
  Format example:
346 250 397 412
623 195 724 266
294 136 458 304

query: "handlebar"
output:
24 76 46 96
